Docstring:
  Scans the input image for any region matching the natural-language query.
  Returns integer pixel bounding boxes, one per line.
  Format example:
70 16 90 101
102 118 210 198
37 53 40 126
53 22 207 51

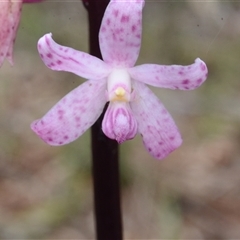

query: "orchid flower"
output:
31 0 208 160
0 0 43 67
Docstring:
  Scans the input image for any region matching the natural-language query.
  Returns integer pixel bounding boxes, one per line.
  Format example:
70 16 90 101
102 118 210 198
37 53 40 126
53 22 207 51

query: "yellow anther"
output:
115 87 125 97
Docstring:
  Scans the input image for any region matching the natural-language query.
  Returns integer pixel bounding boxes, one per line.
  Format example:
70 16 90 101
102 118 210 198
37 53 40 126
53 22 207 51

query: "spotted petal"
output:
31 79 107 145
128 58 208 90
130 81 182 160
99 0 145 68
0 0 22 66
38 33 111 80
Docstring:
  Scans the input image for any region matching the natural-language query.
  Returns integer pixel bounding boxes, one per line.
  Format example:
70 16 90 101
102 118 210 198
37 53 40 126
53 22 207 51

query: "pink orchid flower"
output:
31 0 208 160
0 0 42 67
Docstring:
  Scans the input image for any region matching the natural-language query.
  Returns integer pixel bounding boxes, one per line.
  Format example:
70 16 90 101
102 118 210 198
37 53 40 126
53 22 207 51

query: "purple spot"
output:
197 78 203 84
170 136 175 141
48 137 53 142
158 142 163 145
113 10 119 17
58 110 65 115
58 110 65 120
107 18 111 25
41 120 45 125
64 135 69 140
157 153 161 158
182 79 189 85
112 32 117 41
58 141 63 145
132 25 136 32
40 53 44 58
38 44 42 49
201 63 206 71
101 27 106 32
121 15 130 23
47 53 52 58
46 38 50 46
178 71 183 75
161 109 167 114
75 116 80 122
148 147 152 152
57 60 62 65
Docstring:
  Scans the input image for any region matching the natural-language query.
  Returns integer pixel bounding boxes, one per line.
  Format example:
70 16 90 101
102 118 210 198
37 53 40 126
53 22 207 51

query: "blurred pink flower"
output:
0 0 43 67
32 0 208 159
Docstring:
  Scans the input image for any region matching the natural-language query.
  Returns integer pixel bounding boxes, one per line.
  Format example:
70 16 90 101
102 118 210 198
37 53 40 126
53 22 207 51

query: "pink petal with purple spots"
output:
99 0 144 67
31 79 107 146
128 58 208 90
0 1 22 66
130 81 182 160
102 102 137 143
38 33 111 79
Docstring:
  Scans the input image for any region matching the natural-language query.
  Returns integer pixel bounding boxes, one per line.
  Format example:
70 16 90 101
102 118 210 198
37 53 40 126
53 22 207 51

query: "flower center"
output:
107 69 131 102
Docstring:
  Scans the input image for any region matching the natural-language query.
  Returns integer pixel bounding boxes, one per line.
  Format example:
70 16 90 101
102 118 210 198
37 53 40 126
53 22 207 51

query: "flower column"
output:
87 0 123 239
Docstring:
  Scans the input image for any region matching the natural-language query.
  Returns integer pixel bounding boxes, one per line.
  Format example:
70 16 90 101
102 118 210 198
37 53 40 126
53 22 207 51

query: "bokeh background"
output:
0 0 240 239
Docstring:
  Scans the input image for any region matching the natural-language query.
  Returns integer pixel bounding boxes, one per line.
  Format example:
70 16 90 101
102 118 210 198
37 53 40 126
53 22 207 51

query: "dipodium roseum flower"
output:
31 0 208 159
0 0 43 67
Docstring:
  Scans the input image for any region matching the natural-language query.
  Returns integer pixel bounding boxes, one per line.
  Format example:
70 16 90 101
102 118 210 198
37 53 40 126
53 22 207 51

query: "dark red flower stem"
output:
85 1 123 239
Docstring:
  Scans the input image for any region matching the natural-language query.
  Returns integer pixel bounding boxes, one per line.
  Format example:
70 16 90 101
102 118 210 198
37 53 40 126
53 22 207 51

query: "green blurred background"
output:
0 0 240 239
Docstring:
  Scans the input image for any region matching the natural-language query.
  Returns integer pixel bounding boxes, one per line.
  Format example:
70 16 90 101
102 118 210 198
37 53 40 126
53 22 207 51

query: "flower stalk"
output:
87 0 123 239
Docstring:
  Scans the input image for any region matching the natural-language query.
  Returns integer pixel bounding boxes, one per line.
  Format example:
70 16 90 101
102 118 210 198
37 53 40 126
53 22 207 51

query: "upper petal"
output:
38 33 111 79
99 0 145 68
31 79 107 145
130 81 182 160
128 58 208 90
0 1 22 66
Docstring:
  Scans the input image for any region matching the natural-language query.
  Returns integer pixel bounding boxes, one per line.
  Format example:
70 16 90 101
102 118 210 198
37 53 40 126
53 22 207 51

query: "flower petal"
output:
31 79 107 146
102 102 137 143
38 33 111 79
130 81 182 160
99 0 145 68
128 58 208 90
0 1 22 66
